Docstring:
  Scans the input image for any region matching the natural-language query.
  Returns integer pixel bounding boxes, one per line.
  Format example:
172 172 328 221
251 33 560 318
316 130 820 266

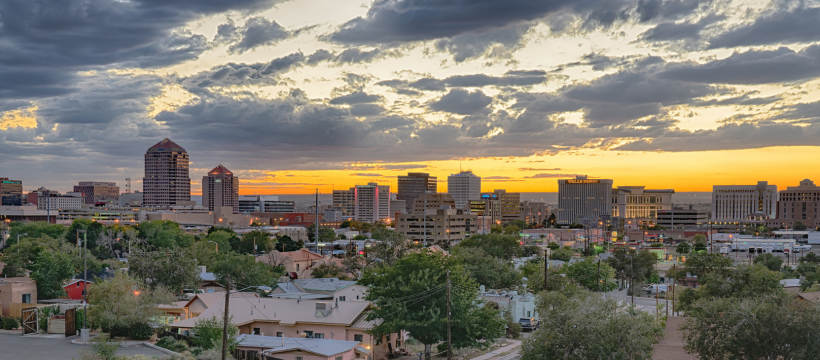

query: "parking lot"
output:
0 332 171 359
716 243 819 266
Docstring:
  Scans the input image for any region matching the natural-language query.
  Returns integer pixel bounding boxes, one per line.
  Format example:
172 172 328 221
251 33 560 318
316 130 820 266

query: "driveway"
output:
0 331 171 359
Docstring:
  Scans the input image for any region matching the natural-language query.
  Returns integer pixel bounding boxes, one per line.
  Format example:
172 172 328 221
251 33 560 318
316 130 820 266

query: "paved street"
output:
0 332 171 359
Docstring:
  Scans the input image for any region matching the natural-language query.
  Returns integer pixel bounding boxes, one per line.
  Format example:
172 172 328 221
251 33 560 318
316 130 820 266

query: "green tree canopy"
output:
191 315 240 351
211 253 285 289
549 246 578 262
360 251 503 359
128 249 201 294
138 220 193 249
30 250 75 299
273 235 302 252
794 222 808 231
87 272 175 332
236 230 271 254
457 234 522 260
306 224 337 243
203 230 235 254
753 253 783 272
64 219 106 248
677 264 783 313
692 241 707 252
1 235 101 278
604 249 658 287
452 246 522 290
677 252 733 279
9 221 66 241
521 290 662 360
675 242 691 255
564 258 617 292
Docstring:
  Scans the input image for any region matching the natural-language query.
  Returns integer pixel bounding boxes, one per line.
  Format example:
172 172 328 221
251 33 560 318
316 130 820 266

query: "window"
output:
304 331 314 338
253 328 261 335
314 333 325 339
354 334 363 342
297 357 303 360
276 332 283 337
22 294 31 304
527 311 531 317
339 296 346 301
336 356 343 360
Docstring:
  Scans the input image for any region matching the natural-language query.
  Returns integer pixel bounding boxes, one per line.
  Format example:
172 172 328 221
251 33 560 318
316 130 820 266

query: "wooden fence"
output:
9 303 38 318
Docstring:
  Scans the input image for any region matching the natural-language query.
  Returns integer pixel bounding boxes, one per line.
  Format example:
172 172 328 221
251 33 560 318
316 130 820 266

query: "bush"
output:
156 336 190 353
107 322 154 340
2 317 18 330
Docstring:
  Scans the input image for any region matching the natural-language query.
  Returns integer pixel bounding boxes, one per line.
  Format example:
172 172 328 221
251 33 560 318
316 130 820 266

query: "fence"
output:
233 349 282 360
9 303 38 318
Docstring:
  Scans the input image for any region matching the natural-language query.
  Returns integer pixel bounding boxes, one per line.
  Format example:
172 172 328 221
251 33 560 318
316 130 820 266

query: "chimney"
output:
315 302 332 317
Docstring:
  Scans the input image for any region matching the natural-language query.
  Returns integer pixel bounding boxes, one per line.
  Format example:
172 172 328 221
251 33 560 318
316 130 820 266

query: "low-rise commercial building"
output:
240 195 296 213
0 178 23 206
395 208 477 245
411 193 455 214
0 205 50 223
612 186 674 225
769 179 820 229
656 206 708 229
74 181 119 205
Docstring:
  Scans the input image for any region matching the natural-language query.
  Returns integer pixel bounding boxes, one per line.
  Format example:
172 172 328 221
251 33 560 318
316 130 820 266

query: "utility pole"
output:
423 192 427 247
222 275 231 360
630 255 634 305
77 230 89 340
671 264 676 317
544 251 548 291
446 270 452 360
315 189 319 246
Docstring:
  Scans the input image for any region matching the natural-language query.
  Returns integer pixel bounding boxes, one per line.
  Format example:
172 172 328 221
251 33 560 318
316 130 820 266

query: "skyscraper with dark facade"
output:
143 138 191 207
397 172 437 214
203 165 239 212
0 178 22 206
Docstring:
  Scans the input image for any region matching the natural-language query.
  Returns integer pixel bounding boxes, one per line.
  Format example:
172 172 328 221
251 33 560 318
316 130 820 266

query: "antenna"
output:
125 177 131 194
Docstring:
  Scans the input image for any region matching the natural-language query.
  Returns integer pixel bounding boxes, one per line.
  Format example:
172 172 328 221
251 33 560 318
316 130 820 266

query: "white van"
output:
642 284 669 296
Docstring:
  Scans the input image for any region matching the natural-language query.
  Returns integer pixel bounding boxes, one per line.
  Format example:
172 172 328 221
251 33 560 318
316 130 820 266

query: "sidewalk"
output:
470 340 521 360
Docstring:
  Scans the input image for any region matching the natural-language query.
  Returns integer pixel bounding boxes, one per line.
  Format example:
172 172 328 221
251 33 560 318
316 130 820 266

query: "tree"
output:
339 220 351 228
521 290 662 360
30 250 75 299
338 234 347 240
272 235 302 252
87 272 175 334
794 222 808 231
306 224 337 243
678 252 733 279
352 234 367 240
549 246 577 262
128 249 201 294
191 315 240 351
753 253 783 272
452 247 522 290
211 253 285 289
545 213 557 228
692 241 707 252
605 249 658 291
457 234 522 260
9 221 66 242
138 220 194 249
1 235 102 279
311 262 348 279
522 260 575 294
692 234 707 242
203 231 235 254
64 219 105 249
677 264 783 312
564 258 617 292
681 294 820 360
502 225 521 235
360 251 504 360
675 242 691 254
236 230 271 254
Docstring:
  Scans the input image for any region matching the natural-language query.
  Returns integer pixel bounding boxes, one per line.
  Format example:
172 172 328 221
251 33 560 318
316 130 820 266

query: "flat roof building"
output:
557 176 613 225
397 172 436 214
412 193 455 214
612 186 675 224
768 179 820 229
354 182 390 223
448 171 480 210
712 181 777 223
0 178 22 206
396 208 477 245
657 206 708 229
74 181 119 205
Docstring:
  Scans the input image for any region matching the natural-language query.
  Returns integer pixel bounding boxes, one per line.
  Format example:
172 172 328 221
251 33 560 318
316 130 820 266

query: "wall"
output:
0 278 37 317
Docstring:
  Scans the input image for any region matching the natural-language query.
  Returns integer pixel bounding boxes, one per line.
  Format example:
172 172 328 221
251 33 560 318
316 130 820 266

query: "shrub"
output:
107 322 153 340
2 317 18 330
156 336 190 353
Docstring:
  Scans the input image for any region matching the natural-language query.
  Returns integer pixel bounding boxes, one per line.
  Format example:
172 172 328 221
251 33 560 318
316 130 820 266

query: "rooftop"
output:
237 335 361 357
295 278 358 292
208 164 233 176
147 138 186 153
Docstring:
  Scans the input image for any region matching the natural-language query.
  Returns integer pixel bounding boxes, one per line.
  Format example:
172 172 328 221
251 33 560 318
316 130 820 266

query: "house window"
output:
336 356 343 360
314 333 325 339
276 332 283 337
77 282 81 287
354 334 363 342
297 357 303 360
304 331 314 338
22 294 31 304
297 264 300 271
356 295 360 300
253 328 261 335
339 296 346 301
527 311 531 317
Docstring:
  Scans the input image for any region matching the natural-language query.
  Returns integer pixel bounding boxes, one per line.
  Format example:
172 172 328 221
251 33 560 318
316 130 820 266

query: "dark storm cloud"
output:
658 45 820 84
215 17 307 54
771 100 820 122
378 70 549 94
349 104 387 116
708 6 820 48
329 92 384 105
616 122 820 152
428 89 493 115
561 53 633 71
433 23 533 62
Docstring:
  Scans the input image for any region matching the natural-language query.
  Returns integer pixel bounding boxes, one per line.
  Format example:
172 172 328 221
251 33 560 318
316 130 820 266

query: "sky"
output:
2 0 820 195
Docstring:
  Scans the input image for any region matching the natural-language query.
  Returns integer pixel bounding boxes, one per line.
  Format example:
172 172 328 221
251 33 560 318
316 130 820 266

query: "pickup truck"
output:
518 318 538 332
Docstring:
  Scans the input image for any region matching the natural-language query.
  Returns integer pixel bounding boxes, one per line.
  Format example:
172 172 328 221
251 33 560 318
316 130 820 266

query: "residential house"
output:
171 298 396 359
198 266 225 293
0 277 37 317
235 335 371 360
271 279 368 302
157 292 259 326
258 248 325 275
479 288 539 321
63 279 91 300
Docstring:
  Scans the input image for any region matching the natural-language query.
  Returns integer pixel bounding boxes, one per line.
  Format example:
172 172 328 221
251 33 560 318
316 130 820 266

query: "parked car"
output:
518 318 538 332
641 284 668 296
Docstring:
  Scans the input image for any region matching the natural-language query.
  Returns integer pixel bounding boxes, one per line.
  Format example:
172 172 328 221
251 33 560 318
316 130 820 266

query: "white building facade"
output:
447 170 481 210
354 183 390 223
712 181 777 222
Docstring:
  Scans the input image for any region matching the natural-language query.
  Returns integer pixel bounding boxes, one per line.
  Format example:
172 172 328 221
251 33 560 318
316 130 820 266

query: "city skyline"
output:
1 0 820 194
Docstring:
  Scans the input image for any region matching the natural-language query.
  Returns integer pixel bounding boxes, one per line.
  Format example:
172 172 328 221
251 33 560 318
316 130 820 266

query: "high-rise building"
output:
143 138 191 207
557 176 614 225
0 178 23 206
447 171 481 210
711 181 777 223
239 195 295 213
519 201 548 225
412 193 456 214
203 165 239 212
354 182 391 223
768 179 820 228
469 189 520 224
332 189 356 219
611 186 675 224
397 172 436 214
73 182 119 205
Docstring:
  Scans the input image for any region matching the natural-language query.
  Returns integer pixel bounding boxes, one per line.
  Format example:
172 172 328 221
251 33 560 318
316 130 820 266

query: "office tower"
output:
611 186 675 222
448 170 481 210
203 165 239 212
142 138 191 207
332 189 356 219
354 182 390 223
772 179 819 228
469 189 520 224
712 181 777 222
0 178 23 206
557 176 614 225
74 182 120 205
397 172 436 214
412 193 456 214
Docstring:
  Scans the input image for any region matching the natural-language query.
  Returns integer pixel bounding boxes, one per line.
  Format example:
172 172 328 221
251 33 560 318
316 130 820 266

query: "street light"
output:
208 240 219 252
16 233 27 256
77 229 89 341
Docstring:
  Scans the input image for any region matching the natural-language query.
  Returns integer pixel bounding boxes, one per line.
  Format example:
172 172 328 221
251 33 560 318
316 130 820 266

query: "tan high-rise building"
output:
412 193 456 214
203 165 239 212
470 189 520 224
143 138 191 207
333 189 356 219
355 182 391 223
397 172 437 214
768 179 820 229
74 182 119 205
520 201 548 225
